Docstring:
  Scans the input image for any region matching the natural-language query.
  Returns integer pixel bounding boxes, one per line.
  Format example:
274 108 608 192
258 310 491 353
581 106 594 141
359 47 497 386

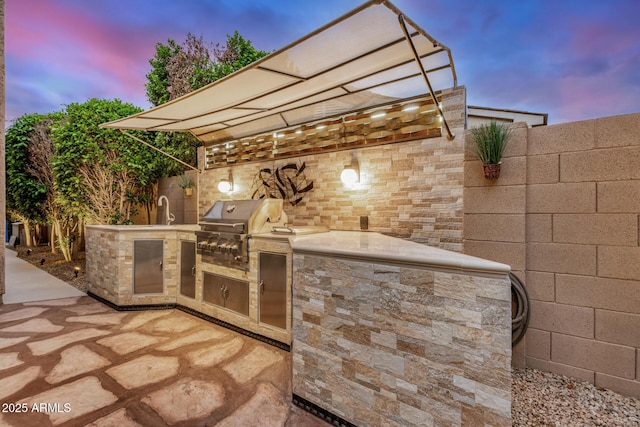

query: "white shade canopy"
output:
100 0 457 145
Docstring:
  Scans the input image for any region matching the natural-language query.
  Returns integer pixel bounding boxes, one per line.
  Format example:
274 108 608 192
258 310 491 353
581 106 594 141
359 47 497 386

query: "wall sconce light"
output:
340 162 360 186
217 171 234 193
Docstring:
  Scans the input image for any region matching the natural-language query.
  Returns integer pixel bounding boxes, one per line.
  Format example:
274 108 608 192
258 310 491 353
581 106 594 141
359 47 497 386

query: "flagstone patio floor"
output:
0 296 328 427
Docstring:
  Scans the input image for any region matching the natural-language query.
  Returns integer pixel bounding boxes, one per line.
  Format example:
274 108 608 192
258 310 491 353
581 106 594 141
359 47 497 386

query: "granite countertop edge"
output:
290 230 511 277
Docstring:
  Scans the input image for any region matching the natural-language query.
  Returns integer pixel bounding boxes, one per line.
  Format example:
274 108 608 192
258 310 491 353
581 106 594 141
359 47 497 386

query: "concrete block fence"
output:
463 112 640 399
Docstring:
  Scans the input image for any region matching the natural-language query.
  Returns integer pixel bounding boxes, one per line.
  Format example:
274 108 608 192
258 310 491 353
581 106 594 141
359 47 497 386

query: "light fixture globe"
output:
218 179 232 193
340 166 359 186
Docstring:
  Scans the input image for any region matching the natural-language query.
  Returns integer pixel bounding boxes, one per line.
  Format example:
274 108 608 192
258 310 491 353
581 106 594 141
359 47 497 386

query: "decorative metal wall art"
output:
250 162 313 206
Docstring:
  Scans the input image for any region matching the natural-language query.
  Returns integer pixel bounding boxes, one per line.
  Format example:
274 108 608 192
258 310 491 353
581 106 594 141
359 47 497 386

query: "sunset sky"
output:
6 0 640 126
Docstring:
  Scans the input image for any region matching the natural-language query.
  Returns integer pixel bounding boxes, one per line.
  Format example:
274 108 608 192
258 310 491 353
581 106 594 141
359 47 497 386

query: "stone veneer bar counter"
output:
290 231 512 426
86 225 199 307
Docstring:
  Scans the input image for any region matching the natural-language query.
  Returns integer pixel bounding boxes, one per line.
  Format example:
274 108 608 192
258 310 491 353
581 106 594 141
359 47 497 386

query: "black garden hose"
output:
511 272 530 346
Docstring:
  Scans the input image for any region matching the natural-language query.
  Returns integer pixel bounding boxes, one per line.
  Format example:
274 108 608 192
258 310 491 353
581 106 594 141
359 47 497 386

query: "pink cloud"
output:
7 0 156 108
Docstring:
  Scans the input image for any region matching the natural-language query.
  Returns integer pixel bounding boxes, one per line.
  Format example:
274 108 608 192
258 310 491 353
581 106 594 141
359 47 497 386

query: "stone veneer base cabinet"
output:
292 233 512 426
86 225 293 346
86 225 198 306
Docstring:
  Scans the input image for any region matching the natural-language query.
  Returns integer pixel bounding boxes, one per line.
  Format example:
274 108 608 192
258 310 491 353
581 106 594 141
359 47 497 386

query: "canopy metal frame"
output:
101 0 458 155
398 13 455 140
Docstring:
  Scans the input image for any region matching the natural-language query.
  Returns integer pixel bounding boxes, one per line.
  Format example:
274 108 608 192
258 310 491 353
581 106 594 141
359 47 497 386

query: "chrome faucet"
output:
157 195 175 225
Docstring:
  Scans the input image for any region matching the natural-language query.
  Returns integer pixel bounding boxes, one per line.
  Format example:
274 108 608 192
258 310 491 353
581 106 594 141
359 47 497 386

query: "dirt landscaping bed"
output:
14 245 87 292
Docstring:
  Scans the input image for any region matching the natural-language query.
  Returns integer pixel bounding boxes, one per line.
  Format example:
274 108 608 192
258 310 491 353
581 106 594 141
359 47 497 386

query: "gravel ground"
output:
513 367 640 426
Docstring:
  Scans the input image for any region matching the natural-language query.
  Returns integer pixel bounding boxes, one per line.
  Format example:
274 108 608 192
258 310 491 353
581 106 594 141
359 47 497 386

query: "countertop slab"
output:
252 226 330 241
290 230 510 277
87 224 200 232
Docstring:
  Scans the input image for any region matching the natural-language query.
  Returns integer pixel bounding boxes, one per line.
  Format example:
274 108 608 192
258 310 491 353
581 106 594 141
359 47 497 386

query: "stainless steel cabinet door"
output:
225 279 249 316
259 252 287 329
133 240 164 294
203 273 249 317
180 241 196 298
203 273 225 308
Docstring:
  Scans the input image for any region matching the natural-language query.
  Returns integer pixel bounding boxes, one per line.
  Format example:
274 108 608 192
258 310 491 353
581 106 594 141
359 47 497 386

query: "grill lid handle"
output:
198 222 245 230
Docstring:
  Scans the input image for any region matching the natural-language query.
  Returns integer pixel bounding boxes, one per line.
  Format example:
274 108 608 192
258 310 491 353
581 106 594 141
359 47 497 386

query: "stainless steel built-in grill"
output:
196 199 287 269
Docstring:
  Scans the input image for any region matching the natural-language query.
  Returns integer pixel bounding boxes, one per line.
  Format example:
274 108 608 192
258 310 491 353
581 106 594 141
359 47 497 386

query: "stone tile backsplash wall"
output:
198 87 466 252
292 254 512 426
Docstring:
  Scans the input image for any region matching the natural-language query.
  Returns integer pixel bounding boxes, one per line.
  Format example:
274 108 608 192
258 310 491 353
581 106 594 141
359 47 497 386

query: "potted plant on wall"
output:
470 121 512 179
177 174 195 196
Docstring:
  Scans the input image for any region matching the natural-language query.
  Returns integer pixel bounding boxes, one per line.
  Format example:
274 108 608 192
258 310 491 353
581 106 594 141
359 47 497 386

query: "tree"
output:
212 30 271 80
5 113 49 246
146 31 269 106
76 150 137 225
143 31 270 174
145 38 181 107
6 98 188 242
26 113 77 261
51 98 167 226
166 33 214 100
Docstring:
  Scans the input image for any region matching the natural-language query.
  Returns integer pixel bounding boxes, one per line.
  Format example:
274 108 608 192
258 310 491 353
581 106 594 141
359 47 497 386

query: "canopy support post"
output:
120 130 201 220
119 129 201 173
398 14 455 141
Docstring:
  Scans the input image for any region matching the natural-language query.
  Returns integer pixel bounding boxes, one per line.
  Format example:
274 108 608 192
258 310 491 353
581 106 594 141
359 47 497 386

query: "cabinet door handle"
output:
191 265 196 276
259 280 265 295
220 285 225 300
159 262 163 270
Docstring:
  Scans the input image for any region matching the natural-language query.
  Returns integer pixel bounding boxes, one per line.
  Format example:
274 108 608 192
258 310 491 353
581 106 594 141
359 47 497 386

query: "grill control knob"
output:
207 241 218 251
197 241 208 249
230 243 239 255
